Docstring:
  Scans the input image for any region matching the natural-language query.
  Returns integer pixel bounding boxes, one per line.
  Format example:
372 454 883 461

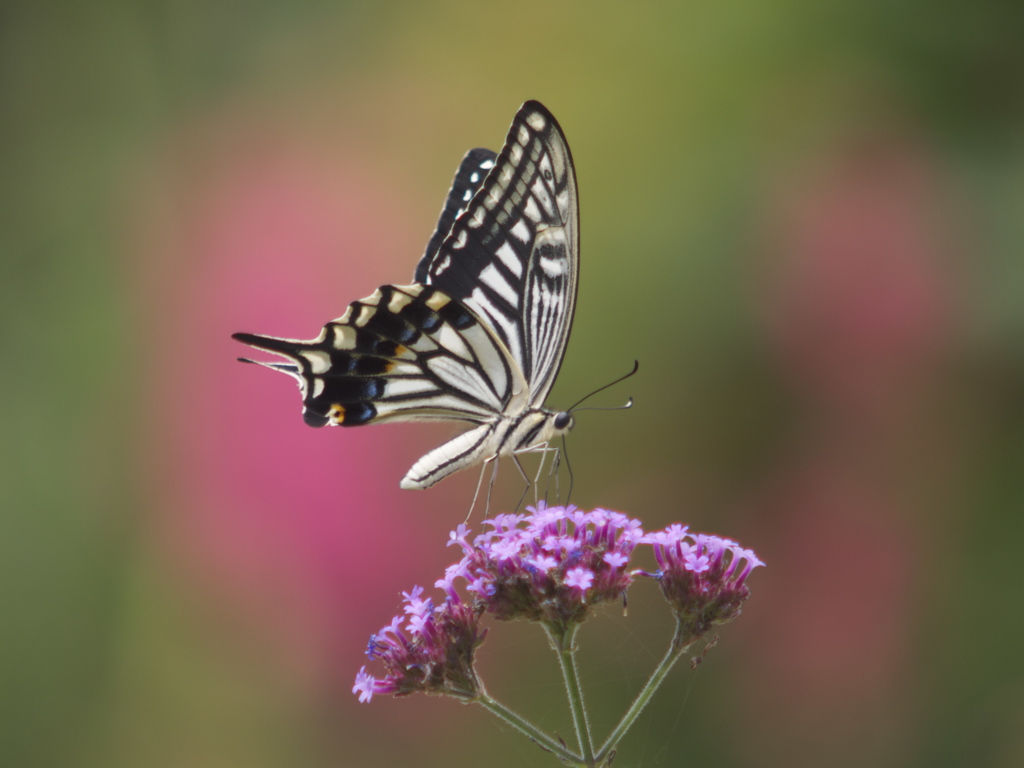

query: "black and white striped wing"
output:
416 101 579 406
233 284 527 429
416 148 497 281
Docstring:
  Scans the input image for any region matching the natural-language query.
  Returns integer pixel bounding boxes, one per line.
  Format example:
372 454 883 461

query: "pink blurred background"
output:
4 3 1024 767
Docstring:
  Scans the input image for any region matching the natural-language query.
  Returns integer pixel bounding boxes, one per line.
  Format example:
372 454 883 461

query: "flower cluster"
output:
639 525 764 642
354 505 644 704
354 506 765 712
450 503 644 630
353 585 486 703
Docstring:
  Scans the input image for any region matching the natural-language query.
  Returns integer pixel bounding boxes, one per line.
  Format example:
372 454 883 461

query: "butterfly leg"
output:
542 444 562 503
484 455 500 516
467 455 499 522
509 442 560 508
511 454 533 512
531 442 553 503
531 444 548 504
565 436 573 507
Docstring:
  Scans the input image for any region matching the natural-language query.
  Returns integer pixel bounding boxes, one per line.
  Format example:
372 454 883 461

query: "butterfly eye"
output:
554 412 573 431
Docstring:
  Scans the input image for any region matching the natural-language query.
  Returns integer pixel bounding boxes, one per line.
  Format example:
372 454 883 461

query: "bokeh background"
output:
4 1 1024 766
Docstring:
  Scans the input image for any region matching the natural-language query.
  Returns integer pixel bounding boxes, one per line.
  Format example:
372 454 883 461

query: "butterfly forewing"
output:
418 101 579 404
416 148 498 283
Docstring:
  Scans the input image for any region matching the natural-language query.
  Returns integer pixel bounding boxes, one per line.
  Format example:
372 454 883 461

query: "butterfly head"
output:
553 411 574 433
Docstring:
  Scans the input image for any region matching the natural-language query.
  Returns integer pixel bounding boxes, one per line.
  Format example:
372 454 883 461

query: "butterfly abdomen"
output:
399 406 574 491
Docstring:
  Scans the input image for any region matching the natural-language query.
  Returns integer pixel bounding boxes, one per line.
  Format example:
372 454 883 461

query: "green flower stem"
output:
596 617 698 760
475 692 581 763
546 623 595 765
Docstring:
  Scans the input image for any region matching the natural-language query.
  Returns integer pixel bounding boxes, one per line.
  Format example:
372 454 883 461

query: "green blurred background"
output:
4 1 1024 766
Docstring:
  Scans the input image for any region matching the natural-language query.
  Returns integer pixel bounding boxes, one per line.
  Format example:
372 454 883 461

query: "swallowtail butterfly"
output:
233 101 579 493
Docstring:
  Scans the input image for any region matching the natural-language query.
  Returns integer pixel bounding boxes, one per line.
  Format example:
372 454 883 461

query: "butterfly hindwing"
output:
418 101 579 404
233 284 525 428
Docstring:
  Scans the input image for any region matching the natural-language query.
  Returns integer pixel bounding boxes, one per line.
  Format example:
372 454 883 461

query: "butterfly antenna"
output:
570 397 634 414
567 360 639 412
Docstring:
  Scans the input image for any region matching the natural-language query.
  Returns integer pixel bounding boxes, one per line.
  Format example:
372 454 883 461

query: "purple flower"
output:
639 527 764 641
682 547 711 574
356 507 763 707
402 585 432 618
530 554 559 572
603 551 629 568
565 567 595 592
354 581 486 703
452 503 643 630
352 666 377 703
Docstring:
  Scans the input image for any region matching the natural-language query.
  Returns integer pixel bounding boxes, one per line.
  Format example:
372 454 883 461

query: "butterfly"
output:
233 101 579 498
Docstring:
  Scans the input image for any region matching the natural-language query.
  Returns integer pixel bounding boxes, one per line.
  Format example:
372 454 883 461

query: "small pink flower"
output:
683 549 711 573
565 567 595 592
352 666 377 703
603 551 629 568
